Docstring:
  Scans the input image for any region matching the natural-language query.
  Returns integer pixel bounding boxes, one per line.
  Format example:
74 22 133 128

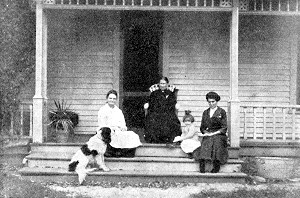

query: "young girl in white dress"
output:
173 110 201 159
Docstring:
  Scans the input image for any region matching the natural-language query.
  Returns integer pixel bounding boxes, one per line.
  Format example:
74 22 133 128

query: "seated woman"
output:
173 110 201 159
98 89 142 158
144 77 182 144
194 91 228 173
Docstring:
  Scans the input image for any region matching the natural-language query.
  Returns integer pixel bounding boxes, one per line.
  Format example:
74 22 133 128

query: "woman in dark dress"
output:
194 91 228 173
144 77 182 144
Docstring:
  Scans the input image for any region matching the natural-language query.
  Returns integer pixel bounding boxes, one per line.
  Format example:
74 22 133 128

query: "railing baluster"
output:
29 104 33 136
132 0 134 6
292 108 296 140
212 0 214 7
261 0 264 11
269 0 272 11
282 108 286 140
168 0 171 6
177 0 179 6
195 0 198 7
151 0 153 6
243 107 247 139
95 0 98 5
104 0 107 6
253 107 257 139
272 108 276 140
279 0 281 11
77 0 80 5
204 0 207 7
254 0 257 11
263 107 267 140
10 110 14 136
159 0 162 6
20 104 24 136
187 0 189 6
123 0 125 6
287 0 290 11
69 0 72 5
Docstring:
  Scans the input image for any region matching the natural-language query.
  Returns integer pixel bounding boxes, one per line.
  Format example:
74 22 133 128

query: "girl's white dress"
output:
179 123 201 153
98 103 142 148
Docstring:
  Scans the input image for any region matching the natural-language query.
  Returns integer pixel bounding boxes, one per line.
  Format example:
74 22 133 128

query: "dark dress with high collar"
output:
144 89 182 143
194 107 228 164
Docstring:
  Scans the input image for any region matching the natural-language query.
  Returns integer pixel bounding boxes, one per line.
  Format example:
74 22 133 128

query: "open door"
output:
121 11 163 137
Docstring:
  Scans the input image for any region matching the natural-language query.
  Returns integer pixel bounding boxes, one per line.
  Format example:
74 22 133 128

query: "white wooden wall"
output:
20 11 299 136
47 10 118 134
165 12 231 127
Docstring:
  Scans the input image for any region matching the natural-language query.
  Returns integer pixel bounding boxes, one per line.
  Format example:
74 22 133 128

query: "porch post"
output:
33 0 48 143
228 0 240 148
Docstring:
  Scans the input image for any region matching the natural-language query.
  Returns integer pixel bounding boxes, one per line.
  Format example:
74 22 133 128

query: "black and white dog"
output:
68 127 111 184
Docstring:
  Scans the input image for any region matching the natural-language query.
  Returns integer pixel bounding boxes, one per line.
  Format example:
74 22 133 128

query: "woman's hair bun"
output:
185 110 191 115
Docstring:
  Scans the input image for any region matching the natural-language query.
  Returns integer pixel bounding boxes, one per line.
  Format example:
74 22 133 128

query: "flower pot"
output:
56 129 68 143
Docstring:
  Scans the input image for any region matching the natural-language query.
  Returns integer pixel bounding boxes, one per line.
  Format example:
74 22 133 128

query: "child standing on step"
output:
172 110 201 159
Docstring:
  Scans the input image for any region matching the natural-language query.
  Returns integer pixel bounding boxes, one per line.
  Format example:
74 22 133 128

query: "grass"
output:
190 187 300 198
0 163 87 198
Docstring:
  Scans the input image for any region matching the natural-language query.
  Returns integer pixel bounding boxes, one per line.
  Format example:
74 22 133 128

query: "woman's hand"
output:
173 136 182 142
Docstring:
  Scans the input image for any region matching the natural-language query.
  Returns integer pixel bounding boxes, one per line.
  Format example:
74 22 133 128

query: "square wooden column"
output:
33 0 48 143
228 0 240 148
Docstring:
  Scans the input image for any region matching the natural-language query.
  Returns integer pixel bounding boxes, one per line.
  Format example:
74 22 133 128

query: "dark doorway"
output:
121 11 163 131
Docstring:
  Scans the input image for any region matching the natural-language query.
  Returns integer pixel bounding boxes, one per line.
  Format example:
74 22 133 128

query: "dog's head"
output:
98 127 111 144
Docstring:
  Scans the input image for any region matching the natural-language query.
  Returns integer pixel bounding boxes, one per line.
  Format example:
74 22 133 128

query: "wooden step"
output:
25 152 243 173
19 167 247 184
29 143 240 159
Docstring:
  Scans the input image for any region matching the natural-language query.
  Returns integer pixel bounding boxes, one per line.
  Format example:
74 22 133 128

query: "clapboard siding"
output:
239 15 295 107
165 12 231 127
47 10 119 135
166 13 296 129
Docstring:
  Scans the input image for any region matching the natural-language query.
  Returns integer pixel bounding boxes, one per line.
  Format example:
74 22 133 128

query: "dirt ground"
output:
48 181 300 198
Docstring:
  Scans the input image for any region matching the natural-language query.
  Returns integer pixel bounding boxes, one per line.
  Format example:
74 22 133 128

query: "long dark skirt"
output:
104 144 136 158
144 111 182 143
193 134 228 165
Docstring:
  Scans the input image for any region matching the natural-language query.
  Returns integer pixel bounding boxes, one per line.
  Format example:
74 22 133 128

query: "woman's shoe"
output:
187 153 193 159
199 160 205 173
211 160 221 173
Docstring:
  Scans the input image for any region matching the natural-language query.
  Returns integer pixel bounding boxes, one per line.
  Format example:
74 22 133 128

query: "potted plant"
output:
48 100 79 143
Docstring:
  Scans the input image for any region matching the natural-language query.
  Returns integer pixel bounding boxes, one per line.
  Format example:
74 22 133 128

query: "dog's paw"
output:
102 166 110 172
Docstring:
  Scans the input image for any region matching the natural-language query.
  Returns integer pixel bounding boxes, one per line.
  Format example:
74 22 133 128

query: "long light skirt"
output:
110 130 142 149
181 139 201 153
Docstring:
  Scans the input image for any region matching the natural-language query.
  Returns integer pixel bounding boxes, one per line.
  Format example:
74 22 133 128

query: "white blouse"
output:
97 103 127 131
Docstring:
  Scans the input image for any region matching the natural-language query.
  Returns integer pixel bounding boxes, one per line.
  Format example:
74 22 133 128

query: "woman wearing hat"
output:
194 91 228 173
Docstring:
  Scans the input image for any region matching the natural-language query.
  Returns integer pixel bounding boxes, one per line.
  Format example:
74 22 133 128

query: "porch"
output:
11 0 300 183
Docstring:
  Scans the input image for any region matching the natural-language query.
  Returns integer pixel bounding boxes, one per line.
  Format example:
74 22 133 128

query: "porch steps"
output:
19 143 247 184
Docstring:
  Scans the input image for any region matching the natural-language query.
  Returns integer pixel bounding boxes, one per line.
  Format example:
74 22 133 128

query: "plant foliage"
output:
0 0 35 134
48 100 79 133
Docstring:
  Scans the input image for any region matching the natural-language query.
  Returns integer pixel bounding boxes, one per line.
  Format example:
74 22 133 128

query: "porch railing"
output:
9 102 33 137
244 0 299 12
241 104 300 141
43 0 232 8
42 0 300 13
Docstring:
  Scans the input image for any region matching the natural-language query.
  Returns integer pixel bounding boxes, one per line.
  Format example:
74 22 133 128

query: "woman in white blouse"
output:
98 90 142 158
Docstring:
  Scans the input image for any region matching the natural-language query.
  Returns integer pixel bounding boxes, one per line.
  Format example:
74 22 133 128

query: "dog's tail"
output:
68 161 79 172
